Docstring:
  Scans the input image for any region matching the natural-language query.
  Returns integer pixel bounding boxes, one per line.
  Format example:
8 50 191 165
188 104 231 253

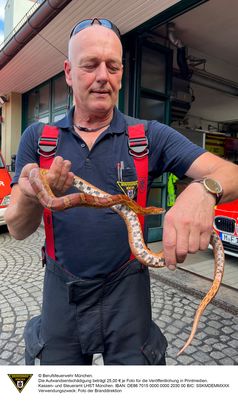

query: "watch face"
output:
204 178 222 194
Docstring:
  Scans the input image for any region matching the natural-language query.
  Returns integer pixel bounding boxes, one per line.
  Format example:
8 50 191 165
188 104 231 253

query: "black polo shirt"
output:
12 107 205 278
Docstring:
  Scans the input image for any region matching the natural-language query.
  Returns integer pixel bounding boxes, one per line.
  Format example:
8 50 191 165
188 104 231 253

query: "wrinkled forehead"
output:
68 25 123 60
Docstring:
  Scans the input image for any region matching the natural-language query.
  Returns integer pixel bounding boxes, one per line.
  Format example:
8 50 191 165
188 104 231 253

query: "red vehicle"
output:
0 151 12 226
214 200 238 257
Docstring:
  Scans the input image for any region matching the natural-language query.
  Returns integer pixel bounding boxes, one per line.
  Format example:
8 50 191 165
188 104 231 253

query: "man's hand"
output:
5 156 75 240
19 156 75 201
45 156 75 196
18 163 42 202
162 182 215 270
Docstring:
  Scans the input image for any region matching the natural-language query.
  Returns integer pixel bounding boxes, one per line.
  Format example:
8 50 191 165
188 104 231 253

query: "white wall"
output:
4 0 37 39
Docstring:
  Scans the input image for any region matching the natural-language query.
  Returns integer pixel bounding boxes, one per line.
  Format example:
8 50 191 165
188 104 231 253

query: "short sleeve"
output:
11 123 44 186
148 121 206 179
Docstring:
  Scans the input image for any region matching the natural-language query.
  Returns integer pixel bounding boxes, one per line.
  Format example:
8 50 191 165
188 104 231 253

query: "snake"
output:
28 167 225 356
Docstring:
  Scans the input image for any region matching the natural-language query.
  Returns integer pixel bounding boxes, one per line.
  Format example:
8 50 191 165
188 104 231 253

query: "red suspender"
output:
38 125 59 260
127 124 149 260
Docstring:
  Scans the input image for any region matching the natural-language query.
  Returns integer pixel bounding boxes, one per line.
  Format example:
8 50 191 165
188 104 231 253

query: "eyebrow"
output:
79 56 122 65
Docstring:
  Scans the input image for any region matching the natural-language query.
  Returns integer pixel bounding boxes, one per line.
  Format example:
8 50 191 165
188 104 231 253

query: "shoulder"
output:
147 120 199 150
121 112 178 139
148 120 183 137
119 110 195 147
21 122 45 140
122 113 149 129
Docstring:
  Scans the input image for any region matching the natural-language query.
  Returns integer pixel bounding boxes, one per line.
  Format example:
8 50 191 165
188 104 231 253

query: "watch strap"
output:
191 178 223 205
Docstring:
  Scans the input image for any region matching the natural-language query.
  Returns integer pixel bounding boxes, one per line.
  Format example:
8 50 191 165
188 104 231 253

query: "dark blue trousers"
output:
24 257 167 365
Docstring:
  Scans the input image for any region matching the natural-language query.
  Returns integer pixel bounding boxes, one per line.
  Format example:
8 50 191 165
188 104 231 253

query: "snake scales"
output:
28 167 225 356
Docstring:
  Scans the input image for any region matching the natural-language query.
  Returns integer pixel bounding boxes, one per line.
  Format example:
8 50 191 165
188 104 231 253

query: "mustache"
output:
90 87 111 93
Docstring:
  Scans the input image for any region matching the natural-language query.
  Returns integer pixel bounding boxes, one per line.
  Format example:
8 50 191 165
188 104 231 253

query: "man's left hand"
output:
162 182 215 270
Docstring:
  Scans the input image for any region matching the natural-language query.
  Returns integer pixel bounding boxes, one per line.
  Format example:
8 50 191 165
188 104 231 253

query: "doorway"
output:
123 35 173 241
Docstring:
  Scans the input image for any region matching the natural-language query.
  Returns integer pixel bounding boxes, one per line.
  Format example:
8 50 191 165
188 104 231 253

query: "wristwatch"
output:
192 177 223 205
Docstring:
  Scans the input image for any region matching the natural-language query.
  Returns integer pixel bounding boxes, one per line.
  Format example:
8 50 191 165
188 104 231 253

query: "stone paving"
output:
0 226 44 365
150 274 238 365
0 226 237 365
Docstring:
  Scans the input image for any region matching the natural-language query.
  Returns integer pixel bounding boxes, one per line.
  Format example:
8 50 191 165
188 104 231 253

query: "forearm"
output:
5 190 44 240
163 152 238 268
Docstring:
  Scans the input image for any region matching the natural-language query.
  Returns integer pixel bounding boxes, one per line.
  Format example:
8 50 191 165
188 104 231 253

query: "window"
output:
141 46 166 93
23 73 70 128
53 75 68 110
140 98 165 121
39 84 49 114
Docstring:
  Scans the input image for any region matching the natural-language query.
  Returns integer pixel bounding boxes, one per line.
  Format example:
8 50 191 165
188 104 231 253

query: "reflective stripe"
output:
39 125 59 260
127 124 148 260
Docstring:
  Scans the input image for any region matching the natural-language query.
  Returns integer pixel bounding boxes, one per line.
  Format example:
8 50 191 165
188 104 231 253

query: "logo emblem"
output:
117 180 138 199
8 374 33 393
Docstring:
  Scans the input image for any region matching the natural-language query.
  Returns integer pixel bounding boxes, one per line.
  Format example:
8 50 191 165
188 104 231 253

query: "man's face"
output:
65 26 123 117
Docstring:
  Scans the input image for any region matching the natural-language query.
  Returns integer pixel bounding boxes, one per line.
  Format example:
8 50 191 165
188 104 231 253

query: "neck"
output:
74 122 110 132
73 107 113 131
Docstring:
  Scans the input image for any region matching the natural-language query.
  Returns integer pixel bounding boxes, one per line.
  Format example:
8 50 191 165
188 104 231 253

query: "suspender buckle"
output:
37 137 58 158
128 136 149 158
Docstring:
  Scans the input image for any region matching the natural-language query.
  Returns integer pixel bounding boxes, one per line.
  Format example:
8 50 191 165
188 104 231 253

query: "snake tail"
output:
177 232 224 356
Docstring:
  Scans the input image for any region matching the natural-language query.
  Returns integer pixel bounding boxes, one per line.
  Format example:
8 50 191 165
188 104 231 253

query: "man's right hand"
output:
18 163 42 202
19 156 75 201
44 156 75 196
5 156 75 240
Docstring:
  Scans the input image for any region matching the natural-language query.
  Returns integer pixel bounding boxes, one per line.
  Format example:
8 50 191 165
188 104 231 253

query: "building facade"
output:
1 0 238 240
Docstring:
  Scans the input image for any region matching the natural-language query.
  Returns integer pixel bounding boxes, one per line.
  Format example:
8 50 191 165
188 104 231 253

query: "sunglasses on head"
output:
70 18 121 39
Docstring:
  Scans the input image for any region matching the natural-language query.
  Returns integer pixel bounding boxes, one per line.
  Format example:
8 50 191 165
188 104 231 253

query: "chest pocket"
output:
107 165 138 200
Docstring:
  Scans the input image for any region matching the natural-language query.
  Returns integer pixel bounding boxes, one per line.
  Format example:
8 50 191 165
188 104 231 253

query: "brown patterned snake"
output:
28 167 225 356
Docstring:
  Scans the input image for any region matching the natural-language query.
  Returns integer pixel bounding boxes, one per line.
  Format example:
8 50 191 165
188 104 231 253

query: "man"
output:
5 18 238 365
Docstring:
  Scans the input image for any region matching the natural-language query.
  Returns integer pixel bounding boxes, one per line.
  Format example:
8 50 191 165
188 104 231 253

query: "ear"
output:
64 60 72 87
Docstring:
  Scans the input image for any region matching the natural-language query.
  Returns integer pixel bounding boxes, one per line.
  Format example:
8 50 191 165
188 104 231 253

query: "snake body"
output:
29 167 225 356
30 168 166 267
